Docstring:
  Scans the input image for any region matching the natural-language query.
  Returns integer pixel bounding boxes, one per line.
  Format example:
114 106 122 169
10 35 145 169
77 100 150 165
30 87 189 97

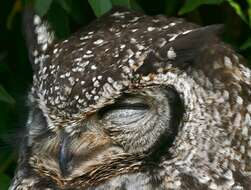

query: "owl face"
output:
26 86 183 188
11 7 251 190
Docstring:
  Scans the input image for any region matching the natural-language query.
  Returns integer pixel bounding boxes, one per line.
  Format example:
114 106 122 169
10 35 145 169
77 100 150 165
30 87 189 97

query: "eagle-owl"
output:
10 6 251 190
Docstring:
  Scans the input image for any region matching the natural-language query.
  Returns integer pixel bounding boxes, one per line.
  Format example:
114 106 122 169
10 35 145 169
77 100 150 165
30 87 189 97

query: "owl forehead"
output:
33 8 198 123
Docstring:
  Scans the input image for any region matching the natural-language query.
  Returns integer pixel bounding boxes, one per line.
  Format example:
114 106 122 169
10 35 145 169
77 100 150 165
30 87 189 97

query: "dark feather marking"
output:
180 174 210 190
145 86 184 163
233 171 251 190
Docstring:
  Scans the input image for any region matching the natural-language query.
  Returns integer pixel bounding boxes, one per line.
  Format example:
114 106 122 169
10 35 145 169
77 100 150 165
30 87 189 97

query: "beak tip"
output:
59 134 72 177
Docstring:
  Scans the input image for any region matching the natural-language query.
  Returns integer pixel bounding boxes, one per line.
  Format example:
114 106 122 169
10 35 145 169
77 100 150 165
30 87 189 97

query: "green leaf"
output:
0 172 11 190
179 0 225 15
34 0 53 17
56 0 72 13
111 0 131 8
0 103 11 133
6 0 22 30
165 0 180 16
227 0 248 24
111 0 142 11
0 85 15 104
0 51 7 63
88 0 112 17
47 1 70 38
240 37 251 50
247 0 251 27
56 0 85 24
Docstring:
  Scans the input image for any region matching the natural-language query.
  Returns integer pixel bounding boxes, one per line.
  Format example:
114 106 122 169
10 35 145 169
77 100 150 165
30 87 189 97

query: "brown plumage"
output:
10 7 251 190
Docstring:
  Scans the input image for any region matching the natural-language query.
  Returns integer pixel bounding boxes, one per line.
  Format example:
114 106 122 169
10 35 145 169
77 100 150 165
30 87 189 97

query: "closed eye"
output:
100 102 149 112
98 95 150 125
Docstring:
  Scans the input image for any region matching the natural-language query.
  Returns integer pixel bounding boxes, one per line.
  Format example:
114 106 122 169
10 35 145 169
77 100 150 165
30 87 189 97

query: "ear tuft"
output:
22 7 56 70
161 24 224 68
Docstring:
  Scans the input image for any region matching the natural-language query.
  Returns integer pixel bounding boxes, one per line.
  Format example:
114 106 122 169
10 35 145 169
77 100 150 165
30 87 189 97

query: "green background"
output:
0 0 251 189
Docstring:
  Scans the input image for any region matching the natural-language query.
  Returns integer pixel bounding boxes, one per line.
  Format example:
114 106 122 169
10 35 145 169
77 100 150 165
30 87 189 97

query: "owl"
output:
10 6 251 190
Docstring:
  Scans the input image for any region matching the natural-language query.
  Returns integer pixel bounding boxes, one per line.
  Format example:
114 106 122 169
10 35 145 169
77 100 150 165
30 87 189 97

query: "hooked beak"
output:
57 131 114 178
59 133 72 177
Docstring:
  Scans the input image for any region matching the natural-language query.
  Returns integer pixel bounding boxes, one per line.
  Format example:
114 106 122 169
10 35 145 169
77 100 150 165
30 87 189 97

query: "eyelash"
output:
109 103 149 110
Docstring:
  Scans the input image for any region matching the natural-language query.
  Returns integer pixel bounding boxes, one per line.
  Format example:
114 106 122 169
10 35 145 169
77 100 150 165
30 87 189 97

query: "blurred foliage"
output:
0 0 250 189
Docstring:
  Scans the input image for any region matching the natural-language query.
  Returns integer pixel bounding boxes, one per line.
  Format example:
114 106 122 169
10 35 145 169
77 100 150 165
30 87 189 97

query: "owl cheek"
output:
58 132 114 177
38 131 123 178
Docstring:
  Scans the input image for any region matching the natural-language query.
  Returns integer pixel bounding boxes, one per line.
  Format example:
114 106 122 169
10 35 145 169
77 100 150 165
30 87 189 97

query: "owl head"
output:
10 7 251 190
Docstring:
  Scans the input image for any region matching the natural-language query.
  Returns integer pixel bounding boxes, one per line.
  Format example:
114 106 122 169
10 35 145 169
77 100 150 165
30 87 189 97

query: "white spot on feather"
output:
167 47 176 60
91 65 97 70
182 30 193 34
224 56 232 69
247 104 251 113
147 27 155 31
93 39 104 45
33 15 41 25
169 34 179 42
236 96 243 105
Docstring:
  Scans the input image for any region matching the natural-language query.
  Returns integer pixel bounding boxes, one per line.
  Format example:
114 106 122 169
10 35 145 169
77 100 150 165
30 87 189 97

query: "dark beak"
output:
59 133 72 177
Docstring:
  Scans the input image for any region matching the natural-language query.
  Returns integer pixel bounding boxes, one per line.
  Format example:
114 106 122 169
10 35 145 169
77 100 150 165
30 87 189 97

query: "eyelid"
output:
98 102 149 119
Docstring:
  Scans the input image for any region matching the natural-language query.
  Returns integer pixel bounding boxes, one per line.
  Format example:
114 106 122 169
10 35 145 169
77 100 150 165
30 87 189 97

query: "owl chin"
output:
86 172 158 190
